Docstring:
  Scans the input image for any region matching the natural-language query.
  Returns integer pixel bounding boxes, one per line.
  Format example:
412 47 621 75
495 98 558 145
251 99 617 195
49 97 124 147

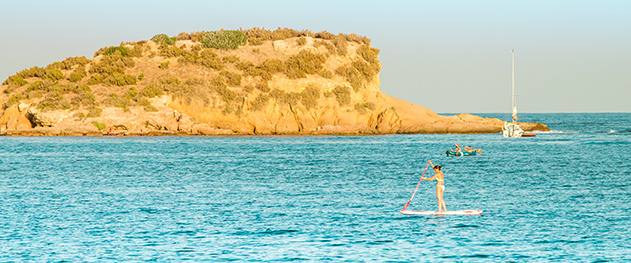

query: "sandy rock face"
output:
0 103 33 132
0 34 549 136
0 89 549 136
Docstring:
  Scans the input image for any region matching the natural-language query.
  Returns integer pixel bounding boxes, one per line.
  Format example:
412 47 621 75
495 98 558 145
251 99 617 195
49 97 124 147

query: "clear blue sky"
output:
1 0 629 113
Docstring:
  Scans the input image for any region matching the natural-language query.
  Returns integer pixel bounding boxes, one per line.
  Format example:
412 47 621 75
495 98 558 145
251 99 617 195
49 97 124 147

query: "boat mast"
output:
511 49 518 123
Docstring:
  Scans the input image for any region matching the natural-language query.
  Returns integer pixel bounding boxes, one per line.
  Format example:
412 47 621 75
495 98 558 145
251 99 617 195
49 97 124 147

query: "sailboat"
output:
502 50 535 138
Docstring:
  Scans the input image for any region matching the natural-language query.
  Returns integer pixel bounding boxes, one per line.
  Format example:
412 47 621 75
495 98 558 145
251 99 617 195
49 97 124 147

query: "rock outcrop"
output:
0 29 549 136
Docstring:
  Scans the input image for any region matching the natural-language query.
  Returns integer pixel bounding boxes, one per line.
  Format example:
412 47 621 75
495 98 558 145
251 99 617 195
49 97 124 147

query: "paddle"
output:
401 160 431 212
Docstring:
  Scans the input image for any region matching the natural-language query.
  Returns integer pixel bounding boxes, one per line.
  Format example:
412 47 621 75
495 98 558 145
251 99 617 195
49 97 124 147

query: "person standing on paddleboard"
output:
422 160 447 212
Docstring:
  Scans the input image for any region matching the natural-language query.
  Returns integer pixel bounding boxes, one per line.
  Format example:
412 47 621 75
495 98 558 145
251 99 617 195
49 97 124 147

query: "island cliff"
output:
0 28 548 136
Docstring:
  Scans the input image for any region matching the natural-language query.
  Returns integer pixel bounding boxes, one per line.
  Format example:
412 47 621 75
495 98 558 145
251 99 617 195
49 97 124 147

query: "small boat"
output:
445 149 477 157
445 144 480 157
502 50 536 138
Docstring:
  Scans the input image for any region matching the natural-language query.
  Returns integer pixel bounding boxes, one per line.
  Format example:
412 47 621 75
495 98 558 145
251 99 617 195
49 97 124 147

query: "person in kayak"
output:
454 143 463 155
421 160 447 212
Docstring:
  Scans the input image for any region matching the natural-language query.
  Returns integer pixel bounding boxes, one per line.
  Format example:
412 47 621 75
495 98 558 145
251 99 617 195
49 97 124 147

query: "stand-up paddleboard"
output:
401 161 482 216
401 209 482 216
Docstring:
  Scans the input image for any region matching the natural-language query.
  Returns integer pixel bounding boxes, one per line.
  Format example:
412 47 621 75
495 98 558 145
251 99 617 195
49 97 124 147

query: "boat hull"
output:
502 122 524 138
445 149 477 157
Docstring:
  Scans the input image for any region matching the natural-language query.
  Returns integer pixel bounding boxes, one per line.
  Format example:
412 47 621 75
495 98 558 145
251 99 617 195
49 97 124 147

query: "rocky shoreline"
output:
0 30 550 136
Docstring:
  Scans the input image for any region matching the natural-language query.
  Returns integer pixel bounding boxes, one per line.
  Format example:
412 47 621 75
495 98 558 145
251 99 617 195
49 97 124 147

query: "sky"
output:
1 0 629 113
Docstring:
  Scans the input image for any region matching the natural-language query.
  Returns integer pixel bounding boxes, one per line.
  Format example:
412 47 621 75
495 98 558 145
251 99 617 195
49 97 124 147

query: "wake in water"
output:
537 130 576 134
597 129 631 134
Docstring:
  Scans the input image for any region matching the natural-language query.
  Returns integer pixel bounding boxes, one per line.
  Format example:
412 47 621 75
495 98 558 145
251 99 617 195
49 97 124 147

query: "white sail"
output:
511 49 518 122
503 49 523 138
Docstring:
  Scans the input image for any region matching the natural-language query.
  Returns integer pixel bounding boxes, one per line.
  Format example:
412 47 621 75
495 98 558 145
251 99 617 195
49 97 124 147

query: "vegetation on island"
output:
1 27 382 119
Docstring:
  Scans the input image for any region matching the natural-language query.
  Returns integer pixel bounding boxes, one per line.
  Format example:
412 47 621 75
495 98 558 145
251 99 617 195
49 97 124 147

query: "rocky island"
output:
0 28 548 136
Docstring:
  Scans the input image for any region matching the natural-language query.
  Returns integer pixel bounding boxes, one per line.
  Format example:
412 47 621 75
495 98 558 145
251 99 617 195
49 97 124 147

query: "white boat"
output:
502 50 533 138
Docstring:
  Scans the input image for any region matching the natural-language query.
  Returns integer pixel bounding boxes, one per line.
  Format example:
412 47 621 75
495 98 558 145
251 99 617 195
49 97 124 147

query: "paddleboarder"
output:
421 160 447 212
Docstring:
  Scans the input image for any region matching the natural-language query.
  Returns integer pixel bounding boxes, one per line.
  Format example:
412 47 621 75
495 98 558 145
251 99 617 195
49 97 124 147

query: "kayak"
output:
445 149 477 157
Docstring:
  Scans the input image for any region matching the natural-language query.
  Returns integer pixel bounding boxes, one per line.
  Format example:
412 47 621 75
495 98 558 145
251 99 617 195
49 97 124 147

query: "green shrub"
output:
314 31 335 40
88 74 104 85
61 56 90 68
37 91 70 111
319 69 333 79
236 61 255 73
176 31 205 42
158 43 183 57
300 85 320 109
250 94 270 111
364 102 376 110
352 60 378 79
124 87 140 100
296 36 307 46
47 56 90 70
27 90 43 99
144 104 158 112
355 103 368 115
2 75 28 86
104 73 137 86
87 106 102 117
127 43 144 57
285 50 326 79
256 81 270 93
136 98 158 112
314 40 335 54
332 36 348 56
91 121 106 131
335 65 364 91
244 85 254 93
138 73 145 81
221 106 234 115
200 30 247 49
222 55 240 64
241 27 308 43
143 77 206 104
103 46 131 56
15 66 45 79
102 93 131 109
68 66 86 82
248 38 264 46
220 71 242 86
159 61 170 69
4 84 18 94
237 60 275 80
355 102 376 114
333 85 351 106
73 88 97 106
26 80 55 92
43 67 64 81
270 88 300 106
209 79 236 103
141 84 164 98
6 94 26 108
357 44 380 64
88 50 135 86
151 34 177 45
259 59 285 73
345 33 371 45
178 49 225 70
74 112 86 121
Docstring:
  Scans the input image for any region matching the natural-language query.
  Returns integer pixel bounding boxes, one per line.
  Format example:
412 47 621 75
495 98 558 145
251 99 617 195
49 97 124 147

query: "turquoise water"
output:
1 113 630 261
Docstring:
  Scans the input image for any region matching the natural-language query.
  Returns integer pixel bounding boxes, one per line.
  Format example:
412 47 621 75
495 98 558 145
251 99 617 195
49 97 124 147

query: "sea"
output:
0 113 630 262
